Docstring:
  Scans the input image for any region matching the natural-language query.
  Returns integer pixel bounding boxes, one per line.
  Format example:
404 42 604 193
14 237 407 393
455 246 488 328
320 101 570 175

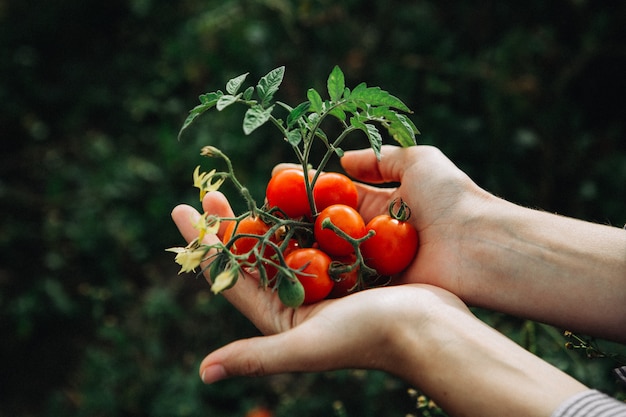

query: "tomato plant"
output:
284 248 334 304
360 200 419 276
313 172 358 211
170 65 419 307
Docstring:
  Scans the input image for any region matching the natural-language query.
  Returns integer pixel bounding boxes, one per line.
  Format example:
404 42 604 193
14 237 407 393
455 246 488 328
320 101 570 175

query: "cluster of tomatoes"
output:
221 168 419 307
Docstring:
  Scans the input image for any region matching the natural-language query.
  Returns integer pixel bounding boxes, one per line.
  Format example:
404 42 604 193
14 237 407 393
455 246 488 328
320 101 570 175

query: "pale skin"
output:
171 145 626 417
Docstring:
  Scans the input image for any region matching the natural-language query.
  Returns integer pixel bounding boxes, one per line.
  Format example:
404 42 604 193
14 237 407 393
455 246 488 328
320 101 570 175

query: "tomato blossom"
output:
210 267 238 294
193 166 225 201
192 212 220 242
166 239 209 274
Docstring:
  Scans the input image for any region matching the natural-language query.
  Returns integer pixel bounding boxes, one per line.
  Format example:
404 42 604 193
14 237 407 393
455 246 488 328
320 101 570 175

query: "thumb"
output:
340 145 413 184
199 328 346 384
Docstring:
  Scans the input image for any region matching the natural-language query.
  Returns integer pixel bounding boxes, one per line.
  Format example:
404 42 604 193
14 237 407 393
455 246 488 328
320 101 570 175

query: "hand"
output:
171 191 587 417
339 145 626 341
171 191 462 376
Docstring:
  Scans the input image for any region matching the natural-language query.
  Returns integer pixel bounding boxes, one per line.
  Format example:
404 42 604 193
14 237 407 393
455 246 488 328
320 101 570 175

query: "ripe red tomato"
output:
314 204 366 257
245 407 273 417
327 254 359 298
222 216 271 259
263 238 300 281
266 169 312 218
284 248 334 304
313 172 358 212
360 215 418 276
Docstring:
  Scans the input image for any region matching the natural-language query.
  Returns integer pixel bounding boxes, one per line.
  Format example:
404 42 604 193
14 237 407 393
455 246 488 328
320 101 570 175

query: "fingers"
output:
341 145 416 184
201 191 235 238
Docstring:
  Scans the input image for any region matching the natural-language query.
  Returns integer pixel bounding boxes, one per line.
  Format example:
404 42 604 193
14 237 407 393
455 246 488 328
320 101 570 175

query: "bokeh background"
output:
1 1 625 416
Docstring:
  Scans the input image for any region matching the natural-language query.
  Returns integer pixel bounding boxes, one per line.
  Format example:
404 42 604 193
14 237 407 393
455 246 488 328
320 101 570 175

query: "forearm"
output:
388 298 587 417
460 196 626 342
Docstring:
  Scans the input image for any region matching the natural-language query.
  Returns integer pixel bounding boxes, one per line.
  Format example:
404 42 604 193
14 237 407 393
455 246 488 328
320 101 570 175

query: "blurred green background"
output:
1 0 625 416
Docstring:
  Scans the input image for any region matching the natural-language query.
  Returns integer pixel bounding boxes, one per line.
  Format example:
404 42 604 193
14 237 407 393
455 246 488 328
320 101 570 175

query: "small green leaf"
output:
243 104 274 135
216 94 241 111
307 88 323 113
285 129 302 146
226 72 249 95
327 106 346 122
351 83 411 113
199 91 223 104
243 86 254 101
327 65 345 102
257 66 285 105
178 92 222 140
351 117 382 159
287 101 311 128
387 117 417 147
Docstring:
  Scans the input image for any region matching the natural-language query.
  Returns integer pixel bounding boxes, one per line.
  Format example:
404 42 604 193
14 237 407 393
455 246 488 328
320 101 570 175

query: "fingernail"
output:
201 364 227 384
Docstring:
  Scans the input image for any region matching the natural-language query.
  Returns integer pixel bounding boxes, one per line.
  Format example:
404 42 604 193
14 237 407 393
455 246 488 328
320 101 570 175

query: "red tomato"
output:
245 407 273 417
314 204 366 257
266 169 312 218
284 248 334 304
313 172 358 212
327 254 359 298
222 216 271 259
360 215 418 276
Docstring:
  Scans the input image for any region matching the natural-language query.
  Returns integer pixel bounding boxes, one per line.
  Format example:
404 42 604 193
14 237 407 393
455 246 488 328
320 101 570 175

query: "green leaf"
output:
327 65 345 102
216 94 240 111
285 129 302 146
226 72 249 95
199 91 223 104
177 91 223 140
350 83 411 113
351 117 382 159
243 86 254 101
327 105 346 122
287 101 310 128
387 117 417 147
257 66 285 105
243 104 274 135
307 88 323 113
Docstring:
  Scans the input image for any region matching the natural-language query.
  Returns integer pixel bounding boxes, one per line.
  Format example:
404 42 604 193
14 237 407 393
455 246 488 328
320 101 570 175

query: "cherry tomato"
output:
222 216 271 261
327 254 359 298
266 169 312 218
245 407 273 417
314 204 366 257
360 215 418 276
284 248 334 304
313 172 358 212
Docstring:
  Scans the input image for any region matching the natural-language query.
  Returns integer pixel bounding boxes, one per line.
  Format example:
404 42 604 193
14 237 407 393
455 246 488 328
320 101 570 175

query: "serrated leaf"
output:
243 104 274 135
327 65 345 102
328 106 346 122
287 101 311 128
351 117 382 159
226 72 249 95
350 83 411 113
216 94 240 111
178 101 216 140
257 66 285 105
387 118 417 147
307 88 323 113
243 86 254 101
285 129 302 146
199 91 223 104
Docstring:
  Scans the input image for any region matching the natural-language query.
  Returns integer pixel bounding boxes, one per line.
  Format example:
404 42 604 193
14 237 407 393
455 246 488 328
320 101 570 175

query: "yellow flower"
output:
210 267 238 294
193 166 226 201
166 239 209 274
192 212 220 242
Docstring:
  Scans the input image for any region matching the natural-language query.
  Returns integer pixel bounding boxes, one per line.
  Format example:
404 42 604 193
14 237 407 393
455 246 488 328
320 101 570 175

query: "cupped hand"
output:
274 145 495 297
171 191 469 385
